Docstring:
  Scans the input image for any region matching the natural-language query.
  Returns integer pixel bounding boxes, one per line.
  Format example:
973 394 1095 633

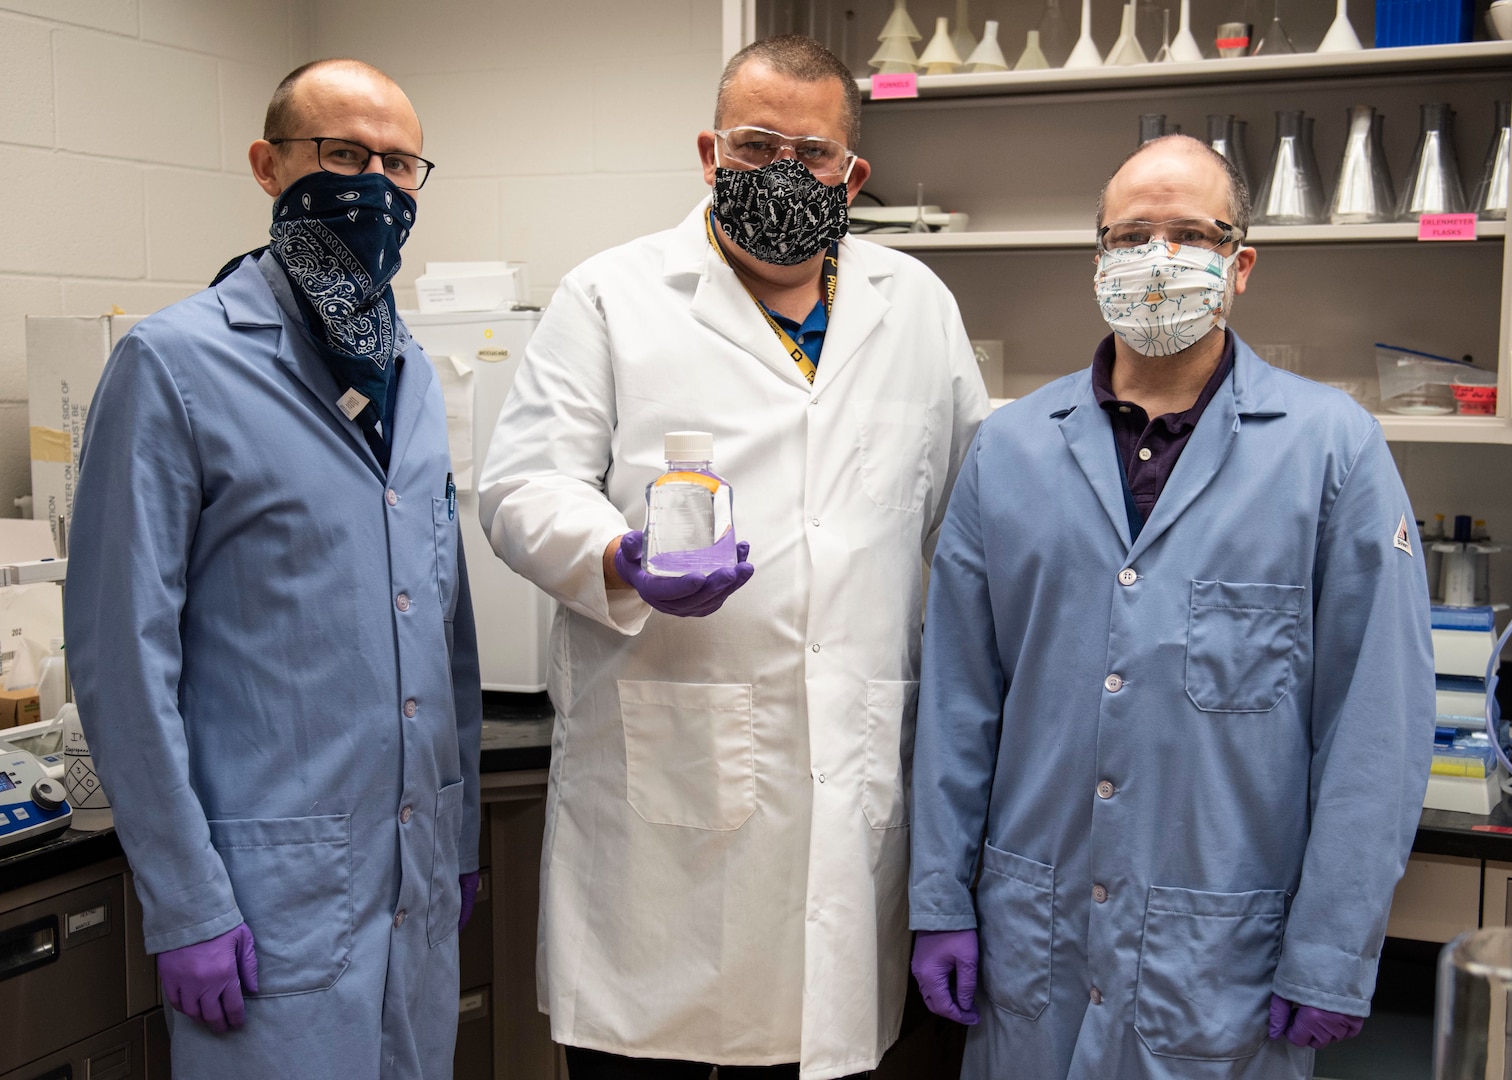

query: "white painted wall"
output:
308 0 723 309
0 0 723 519
0 0 314 517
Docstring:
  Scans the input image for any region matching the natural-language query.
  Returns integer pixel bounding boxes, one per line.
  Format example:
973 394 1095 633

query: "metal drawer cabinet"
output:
0 1014 154 1080
0 875 127 1074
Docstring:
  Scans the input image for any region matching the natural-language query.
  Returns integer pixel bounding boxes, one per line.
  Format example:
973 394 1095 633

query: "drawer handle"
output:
0 915 58 984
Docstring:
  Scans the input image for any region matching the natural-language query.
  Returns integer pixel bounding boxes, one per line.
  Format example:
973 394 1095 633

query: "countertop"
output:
2 692 556 895
12 693 1510 893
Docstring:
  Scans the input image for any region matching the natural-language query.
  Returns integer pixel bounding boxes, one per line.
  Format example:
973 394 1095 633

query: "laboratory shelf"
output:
857 40 1512 102
865 220 1507 252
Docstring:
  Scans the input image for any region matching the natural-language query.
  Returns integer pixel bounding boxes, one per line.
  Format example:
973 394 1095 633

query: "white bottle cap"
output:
664 431 713 460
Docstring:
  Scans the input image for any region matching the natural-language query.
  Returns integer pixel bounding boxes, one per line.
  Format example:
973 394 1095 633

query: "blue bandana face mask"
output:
267 171 417 432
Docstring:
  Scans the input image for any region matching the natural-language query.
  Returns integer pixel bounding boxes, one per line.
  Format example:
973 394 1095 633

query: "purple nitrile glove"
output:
157 922 259 1033
459 870 481 932
911 929 981 1025
613 530 754 618
1268 993 1364 1048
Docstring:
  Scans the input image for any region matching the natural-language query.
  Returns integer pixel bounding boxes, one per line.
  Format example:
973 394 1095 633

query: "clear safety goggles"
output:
713 126 857 184
1096 217 1243 254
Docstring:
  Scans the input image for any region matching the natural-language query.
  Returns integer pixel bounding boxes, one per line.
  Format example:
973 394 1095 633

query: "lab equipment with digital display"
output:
0 736 71 850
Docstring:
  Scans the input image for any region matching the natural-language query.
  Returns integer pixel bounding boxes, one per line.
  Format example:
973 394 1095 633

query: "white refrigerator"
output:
401 308 550 693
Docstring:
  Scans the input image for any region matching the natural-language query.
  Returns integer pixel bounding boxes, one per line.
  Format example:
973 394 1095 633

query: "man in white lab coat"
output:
65 59 482 1079
478 34 989 1080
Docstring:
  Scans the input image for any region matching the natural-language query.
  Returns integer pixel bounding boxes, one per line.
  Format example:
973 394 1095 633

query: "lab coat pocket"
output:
976 842 1055 1020
427 780 465 947
1134 885 1286 1060
856 400 933 513
207 814 353 996
863 679 917 829
1185 580 1304 713
433 497 459 617
618 680 755 831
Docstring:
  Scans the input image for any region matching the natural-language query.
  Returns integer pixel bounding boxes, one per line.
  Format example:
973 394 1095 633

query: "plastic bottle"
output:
37 637 66 723
643 431 736 577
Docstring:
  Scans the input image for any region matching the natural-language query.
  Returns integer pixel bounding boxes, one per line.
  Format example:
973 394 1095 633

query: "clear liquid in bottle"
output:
644 431 736 577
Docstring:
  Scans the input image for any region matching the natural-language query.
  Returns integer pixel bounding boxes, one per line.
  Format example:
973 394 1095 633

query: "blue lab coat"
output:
909 336 1434 1080
64 253 482 1080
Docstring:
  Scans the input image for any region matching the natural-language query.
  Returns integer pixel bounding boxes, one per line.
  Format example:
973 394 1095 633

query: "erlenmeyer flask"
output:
1398 102 1467 220
1301 115 1326 210
1435 928 1512 1079
1329 105 1396 224
1472 99 1510 221
1136 0 1165 60
1232 119 1253 191
1039 0 1072 67
1252 0 1295 54
1255 110 1324 224
1140 114 1168 145
1207 114 1250 190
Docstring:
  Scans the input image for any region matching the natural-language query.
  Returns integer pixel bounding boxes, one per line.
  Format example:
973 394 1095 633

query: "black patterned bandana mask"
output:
712 158 849 267
268 171 416 432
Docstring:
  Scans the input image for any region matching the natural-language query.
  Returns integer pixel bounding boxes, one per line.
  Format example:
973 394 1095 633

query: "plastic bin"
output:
1374 0 1474 46
1375 343 1492 415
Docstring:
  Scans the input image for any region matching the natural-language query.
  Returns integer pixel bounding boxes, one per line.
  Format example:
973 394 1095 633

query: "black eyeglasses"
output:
269 137 435 191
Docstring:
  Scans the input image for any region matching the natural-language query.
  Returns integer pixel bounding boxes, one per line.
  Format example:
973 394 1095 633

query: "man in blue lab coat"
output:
65 58 481 1079
908 135 1434 1079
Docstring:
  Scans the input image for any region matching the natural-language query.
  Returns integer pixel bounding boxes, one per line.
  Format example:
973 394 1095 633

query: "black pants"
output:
565 1045 870 1080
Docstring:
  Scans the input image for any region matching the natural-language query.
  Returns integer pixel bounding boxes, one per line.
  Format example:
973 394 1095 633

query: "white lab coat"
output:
478 201 989 1078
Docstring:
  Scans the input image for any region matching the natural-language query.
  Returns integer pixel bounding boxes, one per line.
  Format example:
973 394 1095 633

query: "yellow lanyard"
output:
706 211 837 386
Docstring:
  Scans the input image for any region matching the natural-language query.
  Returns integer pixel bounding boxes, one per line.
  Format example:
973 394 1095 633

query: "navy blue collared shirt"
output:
1092 330 1235 522
765 298 828 367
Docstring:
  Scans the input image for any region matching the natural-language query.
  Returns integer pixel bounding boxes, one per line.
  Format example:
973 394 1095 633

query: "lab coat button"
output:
1096 780 1115 799
386 488 397 506
396 593 410 612
812 643 821 653
1092 884 1108 903
1104 674 1123 692
403 699 417 718
818 773 827 783
393 910 406 928
1118 568 1137 586
812 517 820 527
1090 986 1103 1005
1138 447 1152 461
400 806 412 824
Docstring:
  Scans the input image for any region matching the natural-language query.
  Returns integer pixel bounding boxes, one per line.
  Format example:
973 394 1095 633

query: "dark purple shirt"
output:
1092 330 1236 521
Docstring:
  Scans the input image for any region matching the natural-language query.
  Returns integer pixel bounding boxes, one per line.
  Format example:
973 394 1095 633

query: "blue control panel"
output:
0 740 72 850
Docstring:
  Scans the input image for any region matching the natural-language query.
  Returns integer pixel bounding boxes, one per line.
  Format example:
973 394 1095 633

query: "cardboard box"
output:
0 688 40 730
25 315 143 553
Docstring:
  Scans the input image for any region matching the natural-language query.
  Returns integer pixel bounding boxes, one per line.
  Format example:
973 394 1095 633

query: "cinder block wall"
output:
0 0 724 517
0 0 314 515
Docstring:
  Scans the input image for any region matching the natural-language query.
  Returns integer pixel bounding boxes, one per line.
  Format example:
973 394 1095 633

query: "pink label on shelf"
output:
1417 213 1478 241
870 73 918 100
